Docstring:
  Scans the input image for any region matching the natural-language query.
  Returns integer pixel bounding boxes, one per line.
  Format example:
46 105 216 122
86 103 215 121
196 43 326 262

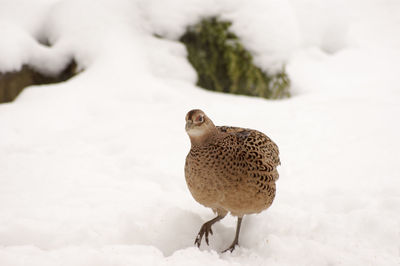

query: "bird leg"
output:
195 214 225 247
222 217 243 253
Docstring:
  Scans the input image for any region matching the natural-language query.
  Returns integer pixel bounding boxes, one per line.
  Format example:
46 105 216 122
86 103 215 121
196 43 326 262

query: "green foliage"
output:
180 17 290 99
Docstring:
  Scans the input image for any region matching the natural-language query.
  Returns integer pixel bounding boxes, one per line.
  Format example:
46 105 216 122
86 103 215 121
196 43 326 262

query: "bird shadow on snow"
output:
120 207 246 257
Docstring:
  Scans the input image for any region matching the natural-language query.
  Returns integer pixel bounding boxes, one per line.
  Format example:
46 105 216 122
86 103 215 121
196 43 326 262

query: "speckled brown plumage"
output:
184 109 280 252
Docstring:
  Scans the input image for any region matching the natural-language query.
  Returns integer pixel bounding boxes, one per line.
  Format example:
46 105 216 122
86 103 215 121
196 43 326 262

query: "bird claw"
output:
222 241 239 253
194 222 214 248
222 243 238 253
194 234 202 247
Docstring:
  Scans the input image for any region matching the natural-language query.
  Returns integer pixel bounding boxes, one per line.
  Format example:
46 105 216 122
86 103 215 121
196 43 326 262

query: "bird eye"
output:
195 115 204 123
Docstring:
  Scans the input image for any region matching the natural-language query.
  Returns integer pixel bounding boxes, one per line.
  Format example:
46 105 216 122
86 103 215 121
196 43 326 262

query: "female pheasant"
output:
184 109 280 252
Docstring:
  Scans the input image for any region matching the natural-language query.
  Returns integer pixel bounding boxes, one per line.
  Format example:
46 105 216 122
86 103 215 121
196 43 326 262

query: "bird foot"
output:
194 221 214 247
222 241 239 253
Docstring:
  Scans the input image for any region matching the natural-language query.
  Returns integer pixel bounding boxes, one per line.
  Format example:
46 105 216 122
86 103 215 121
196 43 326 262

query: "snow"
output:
0 22 71 75
0 0 399 265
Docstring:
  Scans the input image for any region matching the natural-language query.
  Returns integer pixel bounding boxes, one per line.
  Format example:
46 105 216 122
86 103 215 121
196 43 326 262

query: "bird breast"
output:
185 128 279 216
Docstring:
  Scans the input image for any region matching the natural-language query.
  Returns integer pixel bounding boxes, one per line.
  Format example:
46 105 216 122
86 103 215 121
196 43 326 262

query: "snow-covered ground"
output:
0 0 399 265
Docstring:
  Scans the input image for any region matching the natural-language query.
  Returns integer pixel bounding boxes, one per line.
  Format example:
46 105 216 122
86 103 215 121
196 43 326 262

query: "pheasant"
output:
184 109 280 252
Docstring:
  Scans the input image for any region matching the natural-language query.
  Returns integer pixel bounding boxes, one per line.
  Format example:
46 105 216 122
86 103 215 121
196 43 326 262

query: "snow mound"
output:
0 22 70 75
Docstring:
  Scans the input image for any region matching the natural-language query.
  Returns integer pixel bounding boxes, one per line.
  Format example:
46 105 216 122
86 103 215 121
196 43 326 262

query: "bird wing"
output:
217 126 280 182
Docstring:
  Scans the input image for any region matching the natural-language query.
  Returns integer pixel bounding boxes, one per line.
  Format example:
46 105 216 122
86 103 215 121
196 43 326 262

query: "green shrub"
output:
180 17 290 99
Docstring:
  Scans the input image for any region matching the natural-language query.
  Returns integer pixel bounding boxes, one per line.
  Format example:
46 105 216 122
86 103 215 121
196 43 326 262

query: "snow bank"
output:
0 0 399 266
0 0 74 76
0 22 71 75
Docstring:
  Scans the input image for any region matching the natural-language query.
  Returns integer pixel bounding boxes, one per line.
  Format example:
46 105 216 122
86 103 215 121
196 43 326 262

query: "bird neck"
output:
189 127 218 147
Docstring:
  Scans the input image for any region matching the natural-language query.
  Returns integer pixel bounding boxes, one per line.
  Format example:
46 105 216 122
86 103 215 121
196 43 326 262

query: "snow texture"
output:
0 0 399 265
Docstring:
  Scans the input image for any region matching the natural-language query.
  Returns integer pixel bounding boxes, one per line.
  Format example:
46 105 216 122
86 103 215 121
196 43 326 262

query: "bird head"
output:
185 109 216 142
